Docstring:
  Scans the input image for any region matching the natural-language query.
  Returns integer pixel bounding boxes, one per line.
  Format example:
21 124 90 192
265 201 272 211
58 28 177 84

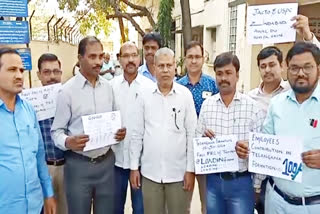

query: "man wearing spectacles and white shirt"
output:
111 42 154 214
130 47 197 214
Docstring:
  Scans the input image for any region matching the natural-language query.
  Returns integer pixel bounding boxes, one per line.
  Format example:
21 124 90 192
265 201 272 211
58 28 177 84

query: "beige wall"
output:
22 41 78 88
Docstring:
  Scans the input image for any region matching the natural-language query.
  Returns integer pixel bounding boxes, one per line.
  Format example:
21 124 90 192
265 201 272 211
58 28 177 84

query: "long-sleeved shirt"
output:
51 72 115 158
196 92 266 188
177 73 219 116
130 83 197 183
110 74 154 169
0 96 54 214
263 83 320 197
39 117 64 161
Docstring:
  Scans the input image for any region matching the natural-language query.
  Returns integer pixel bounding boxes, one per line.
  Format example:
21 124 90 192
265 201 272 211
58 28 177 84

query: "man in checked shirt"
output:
196 52 265 214
37 53 67 214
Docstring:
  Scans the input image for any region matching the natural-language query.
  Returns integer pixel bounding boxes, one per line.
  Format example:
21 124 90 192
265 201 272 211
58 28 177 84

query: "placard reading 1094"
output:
248 132 303 183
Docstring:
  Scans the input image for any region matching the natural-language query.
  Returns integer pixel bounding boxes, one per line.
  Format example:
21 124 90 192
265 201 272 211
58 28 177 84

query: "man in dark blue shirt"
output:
37 53 67 214
177 41 218 214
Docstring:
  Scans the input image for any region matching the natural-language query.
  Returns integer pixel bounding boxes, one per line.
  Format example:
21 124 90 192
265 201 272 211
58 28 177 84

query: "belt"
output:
217 171 250 180
66 150 110 164
269 178 320 205
47 159 65 166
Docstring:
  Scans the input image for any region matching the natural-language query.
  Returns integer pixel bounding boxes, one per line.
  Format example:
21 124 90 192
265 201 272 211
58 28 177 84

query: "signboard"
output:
0 21 29 44
0 0 28 17
247 3 298 44
193 136 239 174
16 48 32 70
248 132 303 183
247 0 297 5
20 83 62 121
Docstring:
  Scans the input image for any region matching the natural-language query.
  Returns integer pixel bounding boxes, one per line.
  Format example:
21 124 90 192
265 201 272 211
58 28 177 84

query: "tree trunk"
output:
118 17 126 43
180 0 192 50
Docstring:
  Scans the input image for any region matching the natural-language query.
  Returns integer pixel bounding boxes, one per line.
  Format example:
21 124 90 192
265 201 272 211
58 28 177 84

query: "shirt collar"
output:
258 79 287 94
119 73 144 85
212 91 241 102
287 82 320 102
76 72 103 88
153 82 180 95
184 73 205 86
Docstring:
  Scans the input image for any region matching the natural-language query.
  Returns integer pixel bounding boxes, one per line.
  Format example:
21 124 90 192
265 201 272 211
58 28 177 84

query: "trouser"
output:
142 176 192 214
206 173 254 214
64 150 115 214
48 164 68 214
114 166 143 214
265 182 320 214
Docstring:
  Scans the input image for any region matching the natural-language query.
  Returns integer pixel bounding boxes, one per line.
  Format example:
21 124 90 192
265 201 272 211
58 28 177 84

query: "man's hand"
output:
130 170 141 190
114 128 126 142
183 172 195 192
235 140 249 159
203 129 215 139
292 15 313 41
65 135 89 151
44 197 56 214
302 149 320 169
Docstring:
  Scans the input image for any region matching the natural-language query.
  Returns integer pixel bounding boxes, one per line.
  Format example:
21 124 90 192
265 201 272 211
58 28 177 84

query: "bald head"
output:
120 42 139 56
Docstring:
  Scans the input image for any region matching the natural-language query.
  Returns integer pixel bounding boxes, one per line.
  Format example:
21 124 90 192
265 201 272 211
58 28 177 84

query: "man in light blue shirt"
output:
0 48 55 214
237 42 320 214
138 32 162 82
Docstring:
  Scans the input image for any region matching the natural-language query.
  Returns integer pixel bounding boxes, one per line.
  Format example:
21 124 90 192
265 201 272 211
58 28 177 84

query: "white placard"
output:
247 3 298 44
82 111 121 151
193 135 239 174
20 83 61 121
248 132 303 183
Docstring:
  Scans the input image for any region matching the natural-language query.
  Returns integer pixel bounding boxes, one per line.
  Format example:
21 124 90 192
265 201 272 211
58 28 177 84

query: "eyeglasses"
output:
121 53 139 59
41 69 62 76
185 55 203 61
288 65 314 75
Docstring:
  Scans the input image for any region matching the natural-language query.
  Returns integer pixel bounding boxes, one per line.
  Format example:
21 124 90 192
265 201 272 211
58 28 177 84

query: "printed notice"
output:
247 3 298 44
20 83 61 121
193 135 239 174
248 132 303 183
82 111 121 151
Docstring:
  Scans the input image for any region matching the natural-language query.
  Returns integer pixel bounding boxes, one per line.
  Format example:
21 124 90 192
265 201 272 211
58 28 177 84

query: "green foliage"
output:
157 0 174 47
58 0 113 37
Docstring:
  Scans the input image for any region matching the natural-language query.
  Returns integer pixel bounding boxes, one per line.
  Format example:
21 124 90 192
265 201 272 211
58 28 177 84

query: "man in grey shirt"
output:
51 36 126 214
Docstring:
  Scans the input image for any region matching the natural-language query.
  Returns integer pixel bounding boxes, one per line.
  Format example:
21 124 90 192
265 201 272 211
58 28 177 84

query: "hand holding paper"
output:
65 135 89 151
302 149 320 169
236 140 249 159
291 14 313 41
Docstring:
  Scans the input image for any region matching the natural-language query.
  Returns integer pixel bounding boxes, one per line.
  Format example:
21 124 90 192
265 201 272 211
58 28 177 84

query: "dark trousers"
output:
114 166 144 214
64 150 115 214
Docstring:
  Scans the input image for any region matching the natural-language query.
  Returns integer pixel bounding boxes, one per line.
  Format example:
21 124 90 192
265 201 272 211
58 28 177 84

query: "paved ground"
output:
124 180 202 214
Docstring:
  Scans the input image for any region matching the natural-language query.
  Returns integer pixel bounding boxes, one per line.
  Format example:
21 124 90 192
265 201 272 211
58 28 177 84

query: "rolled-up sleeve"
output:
51 90 71 151
130 94 144 170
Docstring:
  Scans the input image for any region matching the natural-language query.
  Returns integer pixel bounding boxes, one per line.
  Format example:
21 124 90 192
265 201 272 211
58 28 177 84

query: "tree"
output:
157 0 174 47
180 0 192 50
58 0 156 42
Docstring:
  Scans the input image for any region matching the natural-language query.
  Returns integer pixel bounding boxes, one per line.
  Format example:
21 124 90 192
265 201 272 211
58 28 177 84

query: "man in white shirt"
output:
130 48 197 214
111 42 153 214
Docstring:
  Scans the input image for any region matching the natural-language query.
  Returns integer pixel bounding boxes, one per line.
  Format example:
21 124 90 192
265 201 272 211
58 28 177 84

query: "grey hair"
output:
154 47 175 64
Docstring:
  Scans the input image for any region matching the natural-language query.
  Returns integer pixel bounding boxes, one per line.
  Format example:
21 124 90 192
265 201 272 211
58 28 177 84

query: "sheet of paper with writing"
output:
82 111 121 151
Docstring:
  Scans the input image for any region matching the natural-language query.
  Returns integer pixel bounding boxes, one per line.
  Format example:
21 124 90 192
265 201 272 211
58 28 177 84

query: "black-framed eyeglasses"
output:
288 65 314 75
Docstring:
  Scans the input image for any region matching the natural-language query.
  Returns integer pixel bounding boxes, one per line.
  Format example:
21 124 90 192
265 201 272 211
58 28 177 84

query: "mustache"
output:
218 81 230 85
126 62 137 68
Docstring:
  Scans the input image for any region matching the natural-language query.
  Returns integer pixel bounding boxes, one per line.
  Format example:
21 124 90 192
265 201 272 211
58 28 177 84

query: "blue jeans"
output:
206 173 254 214
114 166 144 214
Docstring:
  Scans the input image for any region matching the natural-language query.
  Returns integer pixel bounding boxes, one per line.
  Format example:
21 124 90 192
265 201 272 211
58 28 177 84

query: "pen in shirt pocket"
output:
172 107 181 130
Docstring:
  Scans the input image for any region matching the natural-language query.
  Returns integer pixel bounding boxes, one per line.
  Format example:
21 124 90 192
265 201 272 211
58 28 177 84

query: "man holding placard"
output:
51 36 126 214
37 53 67 214
196 52 265 214
130 48 197 214
237 42 320 213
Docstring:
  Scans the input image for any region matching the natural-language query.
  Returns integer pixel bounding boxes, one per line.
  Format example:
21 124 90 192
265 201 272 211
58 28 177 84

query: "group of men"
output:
0 14 320 214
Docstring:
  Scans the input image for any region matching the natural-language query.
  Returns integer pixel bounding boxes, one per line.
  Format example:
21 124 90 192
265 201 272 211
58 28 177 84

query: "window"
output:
229 5 237 54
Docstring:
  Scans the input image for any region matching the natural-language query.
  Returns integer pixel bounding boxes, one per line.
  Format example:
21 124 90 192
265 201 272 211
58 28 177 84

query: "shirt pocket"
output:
21 125 39 154
168 106 185 133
